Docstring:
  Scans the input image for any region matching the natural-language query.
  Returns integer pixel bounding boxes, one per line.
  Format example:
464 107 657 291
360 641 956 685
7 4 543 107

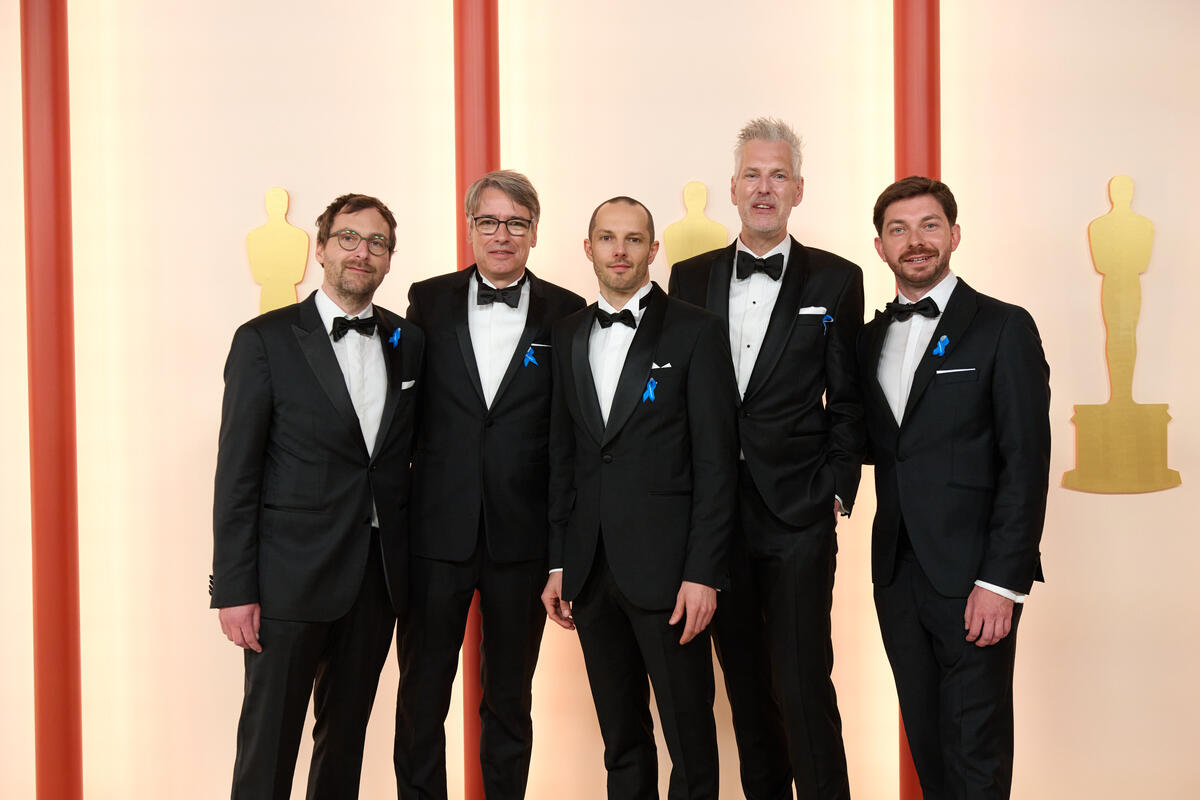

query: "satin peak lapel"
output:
603 286 666 446
491 272 544 407
571 308 605 445
903 281 979 422
862 314 898 432
372 308 403 457
453 269 487 409
704 244 735 330
744 239 807 400
294 299 367 452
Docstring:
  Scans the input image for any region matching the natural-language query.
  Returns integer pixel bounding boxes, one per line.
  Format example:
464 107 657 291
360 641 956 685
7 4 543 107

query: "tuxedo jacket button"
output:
602 453 613 464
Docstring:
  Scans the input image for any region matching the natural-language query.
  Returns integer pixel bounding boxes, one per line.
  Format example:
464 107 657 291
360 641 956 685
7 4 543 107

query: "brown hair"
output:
315 194 398 252
464 170 541 223
873 176 957 234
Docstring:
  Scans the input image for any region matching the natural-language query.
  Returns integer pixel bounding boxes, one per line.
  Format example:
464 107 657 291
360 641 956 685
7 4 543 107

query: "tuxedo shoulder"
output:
971 289 1041 330
664 293 721 326
533 276 587 310
672 247 725 275
239 297 308 332
799 244 863 277
409 269 468 296
377 306 424 340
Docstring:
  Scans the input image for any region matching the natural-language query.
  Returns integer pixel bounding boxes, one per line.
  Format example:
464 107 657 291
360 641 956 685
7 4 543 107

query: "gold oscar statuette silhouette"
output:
1063 175 1181 492
664 181 729 267
246 187 309 313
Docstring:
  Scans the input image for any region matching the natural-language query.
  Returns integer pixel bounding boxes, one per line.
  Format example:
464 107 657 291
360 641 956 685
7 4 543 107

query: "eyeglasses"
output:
471 216 533 236
332 229 391 256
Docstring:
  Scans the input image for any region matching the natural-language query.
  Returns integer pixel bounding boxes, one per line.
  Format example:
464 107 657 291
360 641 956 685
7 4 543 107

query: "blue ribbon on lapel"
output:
642 377 657 403
932 335 948 357
388 328 402 348
822 314 833 334
523 345 538 367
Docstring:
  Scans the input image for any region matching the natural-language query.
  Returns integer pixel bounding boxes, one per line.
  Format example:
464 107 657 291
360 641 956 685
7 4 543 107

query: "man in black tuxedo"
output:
212 193 423 799
858 176 1050 798
395 170 585 799
541 197 738 799
669 118 863 800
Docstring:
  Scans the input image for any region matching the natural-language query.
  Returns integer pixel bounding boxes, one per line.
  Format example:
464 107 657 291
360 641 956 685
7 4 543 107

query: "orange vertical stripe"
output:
454 2 499 798
21 0 83 798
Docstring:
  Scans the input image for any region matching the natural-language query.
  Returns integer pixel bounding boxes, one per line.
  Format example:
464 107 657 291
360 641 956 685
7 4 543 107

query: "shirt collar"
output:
597 281 653 323
315 287 374 337
734 235 791 275
898 270 957 312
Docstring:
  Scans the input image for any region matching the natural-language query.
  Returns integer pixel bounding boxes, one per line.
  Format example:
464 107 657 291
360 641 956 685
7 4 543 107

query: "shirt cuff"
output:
975 580 1025 604
548 567 563 574
835 494 850 517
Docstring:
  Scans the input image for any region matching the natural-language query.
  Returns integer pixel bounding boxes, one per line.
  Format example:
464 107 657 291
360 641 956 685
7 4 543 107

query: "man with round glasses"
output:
396 170 584 799
212 193 423 798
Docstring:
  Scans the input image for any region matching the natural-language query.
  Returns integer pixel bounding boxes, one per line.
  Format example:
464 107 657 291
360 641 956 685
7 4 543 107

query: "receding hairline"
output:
587 196 656 242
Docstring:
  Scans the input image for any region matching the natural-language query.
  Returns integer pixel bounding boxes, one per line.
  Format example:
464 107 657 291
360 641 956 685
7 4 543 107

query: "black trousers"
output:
875 544 1022 800
395 529 547 800
711 463 850 800
572 543 719 800
230 530 396 800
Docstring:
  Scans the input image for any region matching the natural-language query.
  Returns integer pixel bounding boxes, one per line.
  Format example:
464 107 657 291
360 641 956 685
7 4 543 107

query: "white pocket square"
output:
531 342 552 348
935 368 975 375
652 362 672 370
798 306 827 315
401 379 416 390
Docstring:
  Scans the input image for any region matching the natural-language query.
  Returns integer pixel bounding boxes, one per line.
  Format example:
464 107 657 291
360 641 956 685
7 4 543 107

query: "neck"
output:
323 284 372 316
478 266 526 289
897 270 950 303
600 280 648 310
739 230 787 257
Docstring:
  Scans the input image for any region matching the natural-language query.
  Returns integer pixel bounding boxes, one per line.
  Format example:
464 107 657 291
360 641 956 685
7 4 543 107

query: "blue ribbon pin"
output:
932 335 949 357
642 377 657 403
388 328 402 348
822 314 833 334
523 345 538 367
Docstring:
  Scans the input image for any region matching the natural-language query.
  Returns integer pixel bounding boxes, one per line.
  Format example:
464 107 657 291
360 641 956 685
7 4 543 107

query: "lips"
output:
902 250 936 264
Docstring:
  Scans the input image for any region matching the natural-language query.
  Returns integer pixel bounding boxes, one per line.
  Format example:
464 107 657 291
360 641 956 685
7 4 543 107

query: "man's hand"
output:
964 586 1014 647
219 603 262 652
541 572 575 631
669 581 717 645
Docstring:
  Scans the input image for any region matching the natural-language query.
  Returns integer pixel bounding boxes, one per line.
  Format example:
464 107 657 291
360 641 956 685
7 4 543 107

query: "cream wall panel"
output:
66 1 454 796
942 2 1200 796
499 2 897 797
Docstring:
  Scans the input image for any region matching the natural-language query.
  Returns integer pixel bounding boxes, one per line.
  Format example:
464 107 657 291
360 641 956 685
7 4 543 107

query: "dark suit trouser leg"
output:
232 535 394 800
306 535 397 799
476 553 548 799
740 468 849 800
874 550 1021 800
711 530 793 800
573 550 719 800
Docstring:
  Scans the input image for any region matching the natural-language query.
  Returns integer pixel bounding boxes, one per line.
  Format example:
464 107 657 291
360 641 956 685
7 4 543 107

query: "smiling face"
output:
315 207 393 314
874 193 961 299
468 186 538 287
585 200 658 308
731 138 804 253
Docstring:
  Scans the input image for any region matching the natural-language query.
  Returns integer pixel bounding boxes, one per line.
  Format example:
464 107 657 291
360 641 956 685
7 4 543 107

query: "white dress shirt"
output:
589 282 652 425
875 272 1023 603
729 237 790 399
315 288 386 526
468 270 530 408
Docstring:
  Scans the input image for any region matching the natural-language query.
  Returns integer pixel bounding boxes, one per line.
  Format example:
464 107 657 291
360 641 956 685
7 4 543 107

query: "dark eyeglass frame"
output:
332 229 391 256
471 215 534 236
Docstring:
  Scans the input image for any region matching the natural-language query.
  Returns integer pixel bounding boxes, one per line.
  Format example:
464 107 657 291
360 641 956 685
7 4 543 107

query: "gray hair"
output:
464 169 541 223
734 117 803 176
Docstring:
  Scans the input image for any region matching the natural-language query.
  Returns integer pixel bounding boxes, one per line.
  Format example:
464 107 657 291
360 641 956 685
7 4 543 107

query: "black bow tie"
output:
735 250 784 281
596 307 637 329
476 274 524 308
883 296 940 322
331 315 378 341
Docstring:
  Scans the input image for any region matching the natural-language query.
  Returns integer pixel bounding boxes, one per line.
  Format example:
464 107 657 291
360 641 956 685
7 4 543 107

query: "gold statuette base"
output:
1063 402 1181 493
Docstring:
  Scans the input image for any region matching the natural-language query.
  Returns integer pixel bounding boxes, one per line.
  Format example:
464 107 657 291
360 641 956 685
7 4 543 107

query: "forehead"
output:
883 194 947 223
738 139 794 173
593 202 650 236
331 207 389 236
474 186 532 218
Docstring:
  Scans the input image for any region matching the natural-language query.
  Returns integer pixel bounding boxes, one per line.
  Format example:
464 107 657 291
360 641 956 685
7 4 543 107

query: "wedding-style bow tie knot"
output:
331 315 378 341
596 308 637 329
883 296 940 322
735 251 784 281
476 283 522 308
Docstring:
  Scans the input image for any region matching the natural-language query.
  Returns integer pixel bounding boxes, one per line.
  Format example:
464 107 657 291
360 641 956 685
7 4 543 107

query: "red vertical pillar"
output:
454 2 499 798
21 1 83 798
893 2 940 798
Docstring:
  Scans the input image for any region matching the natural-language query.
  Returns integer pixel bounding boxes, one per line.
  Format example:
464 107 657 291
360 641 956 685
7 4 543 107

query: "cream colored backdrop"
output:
2 0 1198 798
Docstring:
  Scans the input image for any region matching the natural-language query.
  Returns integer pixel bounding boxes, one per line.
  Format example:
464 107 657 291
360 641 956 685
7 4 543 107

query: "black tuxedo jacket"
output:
211 292 423 621
669 237 865 531
548 284 739 611
406 267 585 563
857 280 1050 597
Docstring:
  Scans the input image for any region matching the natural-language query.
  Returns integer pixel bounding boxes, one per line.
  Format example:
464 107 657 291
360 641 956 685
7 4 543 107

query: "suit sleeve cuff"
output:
975 580 1025 604
548 567 563 574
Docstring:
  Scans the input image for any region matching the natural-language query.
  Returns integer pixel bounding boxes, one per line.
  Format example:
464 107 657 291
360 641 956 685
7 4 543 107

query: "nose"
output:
352 237 372 256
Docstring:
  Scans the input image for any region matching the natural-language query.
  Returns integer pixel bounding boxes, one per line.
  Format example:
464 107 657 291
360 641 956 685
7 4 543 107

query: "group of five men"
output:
211 117 1050 799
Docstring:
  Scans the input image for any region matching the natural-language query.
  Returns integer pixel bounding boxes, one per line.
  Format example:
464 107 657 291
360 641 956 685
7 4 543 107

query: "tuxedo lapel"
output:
491 270 544 407
571 307 605 445
372 307 404 458
744 237 806 400
903 281 979 421
862 312 899 433
603 285 666 446
453 268 487 409
704 244 735 330
293 296 367 451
